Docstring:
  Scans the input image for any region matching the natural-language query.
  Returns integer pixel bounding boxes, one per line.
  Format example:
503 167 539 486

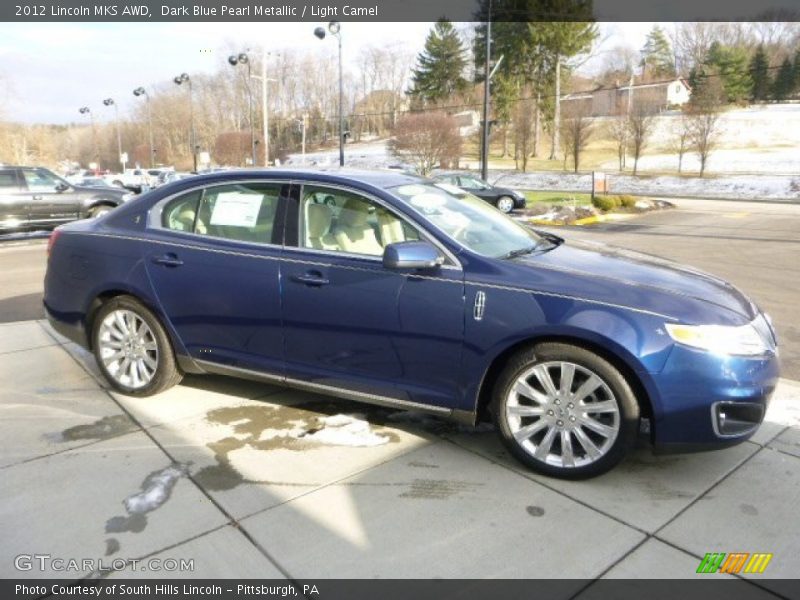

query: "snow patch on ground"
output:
300 414 390 447
123 464 188 514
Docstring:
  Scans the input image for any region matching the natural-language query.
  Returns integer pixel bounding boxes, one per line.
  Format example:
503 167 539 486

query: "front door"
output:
281 183 466 410
144 181 287 373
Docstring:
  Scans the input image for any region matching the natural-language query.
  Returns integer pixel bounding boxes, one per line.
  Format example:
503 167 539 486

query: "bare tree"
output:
669 113 692 174
627 105 656 175
560 105 594 174
513 95 535 172
606 113 628 171
687 74 725 177
389 112 462 176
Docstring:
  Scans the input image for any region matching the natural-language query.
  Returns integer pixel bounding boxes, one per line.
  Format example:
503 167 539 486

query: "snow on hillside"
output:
285 105 800 201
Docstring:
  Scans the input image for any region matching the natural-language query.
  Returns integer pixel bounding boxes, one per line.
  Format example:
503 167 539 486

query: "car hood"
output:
512 238 758 323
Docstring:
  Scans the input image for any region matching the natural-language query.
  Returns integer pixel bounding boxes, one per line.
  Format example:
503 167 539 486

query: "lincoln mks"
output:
43 169 780 478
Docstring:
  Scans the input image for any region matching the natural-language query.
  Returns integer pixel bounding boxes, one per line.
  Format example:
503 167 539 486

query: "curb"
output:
526 212 640 227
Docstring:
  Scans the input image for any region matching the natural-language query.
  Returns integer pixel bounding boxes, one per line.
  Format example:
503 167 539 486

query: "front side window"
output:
160 183 281 244
22 169 63 192
459 176 487 189
299 186 419 257
391 182 541 258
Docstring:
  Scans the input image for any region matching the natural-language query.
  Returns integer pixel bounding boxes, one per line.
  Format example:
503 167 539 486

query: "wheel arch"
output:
474 334 656 437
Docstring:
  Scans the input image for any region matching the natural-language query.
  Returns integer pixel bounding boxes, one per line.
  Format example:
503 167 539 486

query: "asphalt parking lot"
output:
1 198 799 587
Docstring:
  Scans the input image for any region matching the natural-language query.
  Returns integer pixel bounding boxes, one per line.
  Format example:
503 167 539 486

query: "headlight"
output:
665 321 771 356
512 189 526 199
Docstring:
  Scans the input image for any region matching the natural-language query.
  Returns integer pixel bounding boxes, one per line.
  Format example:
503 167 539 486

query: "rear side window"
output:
160 183 282 245
0 171 19 190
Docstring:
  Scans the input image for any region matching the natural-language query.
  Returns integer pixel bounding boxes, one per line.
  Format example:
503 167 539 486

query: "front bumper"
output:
649 342 780 452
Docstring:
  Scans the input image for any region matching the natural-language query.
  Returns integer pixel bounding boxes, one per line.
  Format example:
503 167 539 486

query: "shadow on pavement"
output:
0 292 44 323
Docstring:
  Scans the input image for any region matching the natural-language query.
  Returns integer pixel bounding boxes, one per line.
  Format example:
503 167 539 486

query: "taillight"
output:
47 229 62 258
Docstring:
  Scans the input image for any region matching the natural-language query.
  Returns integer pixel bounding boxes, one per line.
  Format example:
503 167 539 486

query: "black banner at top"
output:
2 0 800 22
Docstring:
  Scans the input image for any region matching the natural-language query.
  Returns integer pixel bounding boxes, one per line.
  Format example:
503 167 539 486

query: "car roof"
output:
176 167 430 190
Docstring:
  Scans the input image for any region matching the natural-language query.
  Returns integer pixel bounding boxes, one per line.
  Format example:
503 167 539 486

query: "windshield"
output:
390 182 540 258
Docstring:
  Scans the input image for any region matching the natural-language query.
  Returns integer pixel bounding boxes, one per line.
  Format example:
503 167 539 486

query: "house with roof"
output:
562 78 692 117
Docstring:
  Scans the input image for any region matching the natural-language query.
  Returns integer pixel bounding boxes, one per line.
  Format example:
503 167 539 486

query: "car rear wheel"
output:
89 205 113 219
491 342 639 479
496 196 515 213
92 296 182 396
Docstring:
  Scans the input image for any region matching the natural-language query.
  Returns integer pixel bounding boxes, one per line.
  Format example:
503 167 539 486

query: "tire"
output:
92 295 182 397
490 342 639 479
89 205 113 219
495 196 515 213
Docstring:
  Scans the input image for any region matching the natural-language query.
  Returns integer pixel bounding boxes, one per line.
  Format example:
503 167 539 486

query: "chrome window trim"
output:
293 179 462 272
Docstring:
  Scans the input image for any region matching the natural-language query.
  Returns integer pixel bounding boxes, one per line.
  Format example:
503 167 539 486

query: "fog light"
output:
712 402 764 438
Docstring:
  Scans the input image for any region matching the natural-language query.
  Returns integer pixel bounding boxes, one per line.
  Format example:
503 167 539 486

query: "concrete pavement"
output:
1 319 798 586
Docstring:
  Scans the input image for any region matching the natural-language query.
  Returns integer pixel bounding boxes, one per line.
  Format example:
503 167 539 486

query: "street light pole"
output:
173 73 197 172
481 0 492 181
78 106 98 167
228 52 257 167
133 87 155 168
314 21 344 166
103 98 124 171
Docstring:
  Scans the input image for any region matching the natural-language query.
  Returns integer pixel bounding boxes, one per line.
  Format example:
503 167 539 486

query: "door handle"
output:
291 272 329 286
151 254 184 267
33 195 43 201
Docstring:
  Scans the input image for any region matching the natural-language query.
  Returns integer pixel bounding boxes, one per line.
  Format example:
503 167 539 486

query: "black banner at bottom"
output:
5 579 799 600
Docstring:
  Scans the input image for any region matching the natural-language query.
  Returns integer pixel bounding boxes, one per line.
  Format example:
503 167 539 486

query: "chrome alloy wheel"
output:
496 196 515 213
505 361 620 468
97 309 158 389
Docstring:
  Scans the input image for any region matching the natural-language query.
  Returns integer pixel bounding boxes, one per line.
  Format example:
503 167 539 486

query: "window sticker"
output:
209 192 263 227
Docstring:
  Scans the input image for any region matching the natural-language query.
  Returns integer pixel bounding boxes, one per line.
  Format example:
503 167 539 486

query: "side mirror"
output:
55 182 69 192
383 241 443 271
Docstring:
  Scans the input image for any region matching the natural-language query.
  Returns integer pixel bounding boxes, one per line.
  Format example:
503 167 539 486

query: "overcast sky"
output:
0 22 651 125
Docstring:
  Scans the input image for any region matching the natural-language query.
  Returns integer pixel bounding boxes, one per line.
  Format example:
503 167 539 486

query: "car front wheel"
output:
496 196 515 213
491 342 639 479
92 295 182 396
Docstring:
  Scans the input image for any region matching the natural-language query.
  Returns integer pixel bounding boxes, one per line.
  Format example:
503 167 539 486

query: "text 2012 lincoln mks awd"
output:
44 169 780 478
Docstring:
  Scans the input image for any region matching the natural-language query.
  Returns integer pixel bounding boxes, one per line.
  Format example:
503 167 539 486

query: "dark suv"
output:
0 166 131 232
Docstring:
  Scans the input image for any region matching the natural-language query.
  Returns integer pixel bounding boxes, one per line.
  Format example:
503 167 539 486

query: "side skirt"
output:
193 358 477 425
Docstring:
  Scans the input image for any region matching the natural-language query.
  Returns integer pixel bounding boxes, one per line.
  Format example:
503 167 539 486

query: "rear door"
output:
0 169 27 230
144 180 287 374
21 168 81 227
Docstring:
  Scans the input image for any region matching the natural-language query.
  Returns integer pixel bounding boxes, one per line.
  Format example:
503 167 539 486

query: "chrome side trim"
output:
195 359 454 416
474 291 486 321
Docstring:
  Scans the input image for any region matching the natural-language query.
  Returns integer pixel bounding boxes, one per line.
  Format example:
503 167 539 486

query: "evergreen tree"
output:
409 19 468 105
793 48 800 95
641 25 675 79
706 42 752 104
772 57 794 101
749 45 770 101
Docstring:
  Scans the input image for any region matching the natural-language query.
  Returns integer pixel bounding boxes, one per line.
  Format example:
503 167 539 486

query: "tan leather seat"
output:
333 198 384 256
306 203 338 250
377 208 406 245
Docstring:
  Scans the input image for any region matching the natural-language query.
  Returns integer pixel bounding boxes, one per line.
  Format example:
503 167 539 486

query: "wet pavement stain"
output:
51 414 137 443
398 478 483 500
526 505 546 517
194 401 401 491
740 503 759 516
104 538 120 556
105 463 189 534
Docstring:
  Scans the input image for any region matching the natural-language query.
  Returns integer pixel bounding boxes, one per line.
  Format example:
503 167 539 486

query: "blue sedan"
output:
43 169 780 478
